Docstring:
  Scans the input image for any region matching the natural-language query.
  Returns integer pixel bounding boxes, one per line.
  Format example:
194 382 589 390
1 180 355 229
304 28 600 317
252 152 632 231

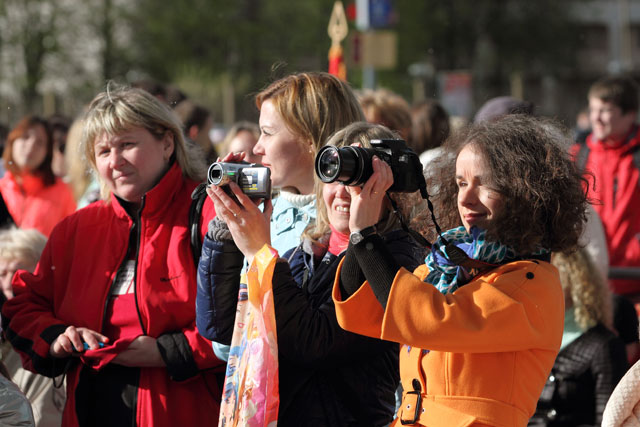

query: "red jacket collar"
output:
587 124 640 152
110 162 185 219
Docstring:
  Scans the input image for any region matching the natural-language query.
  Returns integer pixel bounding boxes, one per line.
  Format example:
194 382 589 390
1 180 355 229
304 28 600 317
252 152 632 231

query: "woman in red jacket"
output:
2 86 221 427
0 116 76 236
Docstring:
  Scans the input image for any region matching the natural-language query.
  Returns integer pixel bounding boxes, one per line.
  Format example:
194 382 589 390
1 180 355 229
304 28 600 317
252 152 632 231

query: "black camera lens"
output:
315 145 372 186
316 147 341 181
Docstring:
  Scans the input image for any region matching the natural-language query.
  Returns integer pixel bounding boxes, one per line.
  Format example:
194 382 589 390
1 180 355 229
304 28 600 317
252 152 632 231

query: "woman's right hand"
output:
49 326 109 358
207 182 273 264
346 156 394 232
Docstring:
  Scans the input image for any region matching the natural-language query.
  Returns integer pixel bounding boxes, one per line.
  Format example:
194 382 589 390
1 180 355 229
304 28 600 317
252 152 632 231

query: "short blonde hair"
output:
81 84 206 199
0 228 47 267
255 72 365 156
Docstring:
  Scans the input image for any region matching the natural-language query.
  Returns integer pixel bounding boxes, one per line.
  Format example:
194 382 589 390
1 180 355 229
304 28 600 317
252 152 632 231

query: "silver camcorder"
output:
207 162 272 199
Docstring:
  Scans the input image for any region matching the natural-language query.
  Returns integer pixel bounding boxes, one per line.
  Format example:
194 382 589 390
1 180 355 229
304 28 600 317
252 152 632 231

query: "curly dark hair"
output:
422 114 588 255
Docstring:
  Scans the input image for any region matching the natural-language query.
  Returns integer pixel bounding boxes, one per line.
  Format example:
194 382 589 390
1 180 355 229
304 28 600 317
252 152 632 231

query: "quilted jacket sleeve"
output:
195 229 244 344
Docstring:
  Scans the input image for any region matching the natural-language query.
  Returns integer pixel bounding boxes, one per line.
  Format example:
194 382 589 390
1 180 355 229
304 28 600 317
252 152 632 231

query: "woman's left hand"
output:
207 182 273 263
347 156 394 232
112 336 165 367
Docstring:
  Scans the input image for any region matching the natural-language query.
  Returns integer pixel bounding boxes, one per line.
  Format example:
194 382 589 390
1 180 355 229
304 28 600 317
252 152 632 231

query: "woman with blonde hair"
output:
530 248 628 426
251 71 365 253
2 85 221 427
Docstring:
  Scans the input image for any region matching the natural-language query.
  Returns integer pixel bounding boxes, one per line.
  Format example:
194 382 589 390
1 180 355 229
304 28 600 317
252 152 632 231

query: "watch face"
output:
349 232 363 245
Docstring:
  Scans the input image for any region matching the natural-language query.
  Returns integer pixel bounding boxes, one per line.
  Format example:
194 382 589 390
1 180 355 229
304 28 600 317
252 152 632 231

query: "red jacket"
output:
571 126 640 295
2 163 222 427
0 172 76 237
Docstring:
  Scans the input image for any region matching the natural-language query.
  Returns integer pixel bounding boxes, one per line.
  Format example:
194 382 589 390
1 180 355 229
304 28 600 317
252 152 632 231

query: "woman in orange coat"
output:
333 115 589 426
0 116 75 236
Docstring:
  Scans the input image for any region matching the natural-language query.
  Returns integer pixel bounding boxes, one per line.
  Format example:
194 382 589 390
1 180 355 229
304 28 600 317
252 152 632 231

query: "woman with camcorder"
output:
197 122 425 426
249 71 364 254
333 114 589 426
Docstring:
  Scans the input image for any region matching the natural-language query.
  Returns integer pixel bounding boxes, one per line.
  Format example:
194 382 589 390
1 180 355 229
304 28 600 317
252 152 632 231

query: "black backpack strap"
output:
632 145 640 181
189 183 208 265
575 142 590 174
0 191 14 228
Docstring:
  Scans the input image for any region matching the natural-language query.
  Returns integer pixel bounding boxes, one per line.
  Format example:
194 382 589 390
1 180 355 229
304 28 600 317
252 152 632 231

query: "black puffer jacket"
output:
196 227 424 427
529 323 628 427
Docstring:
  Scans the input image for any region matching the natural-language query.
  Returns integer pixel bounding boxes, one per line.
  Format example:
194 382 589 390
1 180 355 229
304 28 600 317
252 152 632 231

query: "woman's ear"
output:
163 132 175 161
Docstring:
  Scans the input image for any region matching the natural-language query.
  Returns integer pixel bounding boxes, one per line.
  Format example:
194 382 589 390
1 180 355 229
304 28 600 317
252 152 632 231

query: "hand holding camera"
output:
345 156 395 233
207 151 273 263
314 138 425 193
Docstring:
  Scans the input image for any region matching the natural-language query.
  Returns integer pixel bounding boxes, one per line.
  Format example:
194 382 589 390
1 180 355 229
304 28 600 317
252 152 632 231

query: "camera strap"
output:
189 182 208 266
385 193 431 248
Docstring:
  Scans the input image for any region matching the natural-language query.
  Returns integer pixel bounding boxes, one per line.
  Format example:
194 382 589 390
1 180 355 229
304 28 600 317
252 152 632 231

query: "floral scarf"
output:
425 226 549 294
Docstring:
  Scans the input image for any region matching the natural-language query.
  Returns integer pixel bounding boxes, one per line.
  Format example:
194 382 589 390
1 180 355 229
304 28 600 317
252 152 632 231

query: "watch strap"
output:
349 225 378 245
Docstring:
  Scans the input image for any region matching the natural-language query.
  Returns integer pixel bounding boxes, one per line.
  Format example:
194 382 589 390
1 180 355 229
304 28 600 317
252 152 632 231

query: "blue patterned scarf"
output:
425 226 549 294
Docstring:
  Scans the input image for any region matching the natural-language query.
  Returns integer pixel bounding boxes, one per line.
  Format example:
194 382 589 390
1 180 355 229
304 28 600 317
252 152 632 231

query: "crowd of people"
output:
0 70 638 427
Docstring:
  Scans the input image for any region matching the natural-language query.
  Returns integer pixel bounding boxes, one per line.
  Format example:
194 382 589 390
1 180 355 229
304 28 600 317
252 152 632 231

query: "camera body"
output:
207 162 272 199
314 139 425 193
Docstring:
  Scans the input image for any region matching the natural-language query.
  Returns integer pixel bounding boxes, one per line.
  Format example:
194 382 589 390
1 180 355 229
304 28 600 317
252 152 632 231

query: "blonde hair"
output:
552 248 613 331
81 84 206 200
64 117 94 202
303 121 424 243
0 228 47 267
255 72 365 156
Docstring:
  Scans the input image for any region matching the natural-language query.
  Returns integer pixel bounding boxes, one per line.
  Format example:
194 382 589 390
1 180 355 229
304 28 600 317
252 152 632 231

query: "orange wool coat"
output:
333 260 564 427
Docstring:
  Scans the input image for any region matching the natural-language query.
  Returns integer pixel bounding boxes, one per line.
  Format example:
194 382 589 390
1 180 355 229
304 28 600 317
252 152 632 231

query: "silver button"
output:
547 409 557 420
549 375 555 383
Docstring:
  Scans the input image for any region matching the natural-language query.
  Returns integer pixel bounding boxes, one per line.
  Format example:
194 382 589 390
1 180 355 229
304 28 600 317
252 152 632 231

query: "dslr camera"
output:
314 139 425 193
207 162 272 199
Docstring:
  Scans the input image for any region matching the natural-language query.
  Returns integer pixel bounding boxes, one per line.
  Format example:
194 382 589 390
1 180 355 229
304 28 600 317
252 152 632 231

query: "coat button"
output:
526 272 534 279
547 409 557 420
549 375 555 383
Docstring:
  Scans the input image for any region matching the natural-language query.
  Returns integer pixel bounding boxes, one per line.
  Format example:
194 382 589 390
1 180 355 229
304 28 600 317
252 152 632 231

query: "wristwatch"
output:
349 225 378 245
